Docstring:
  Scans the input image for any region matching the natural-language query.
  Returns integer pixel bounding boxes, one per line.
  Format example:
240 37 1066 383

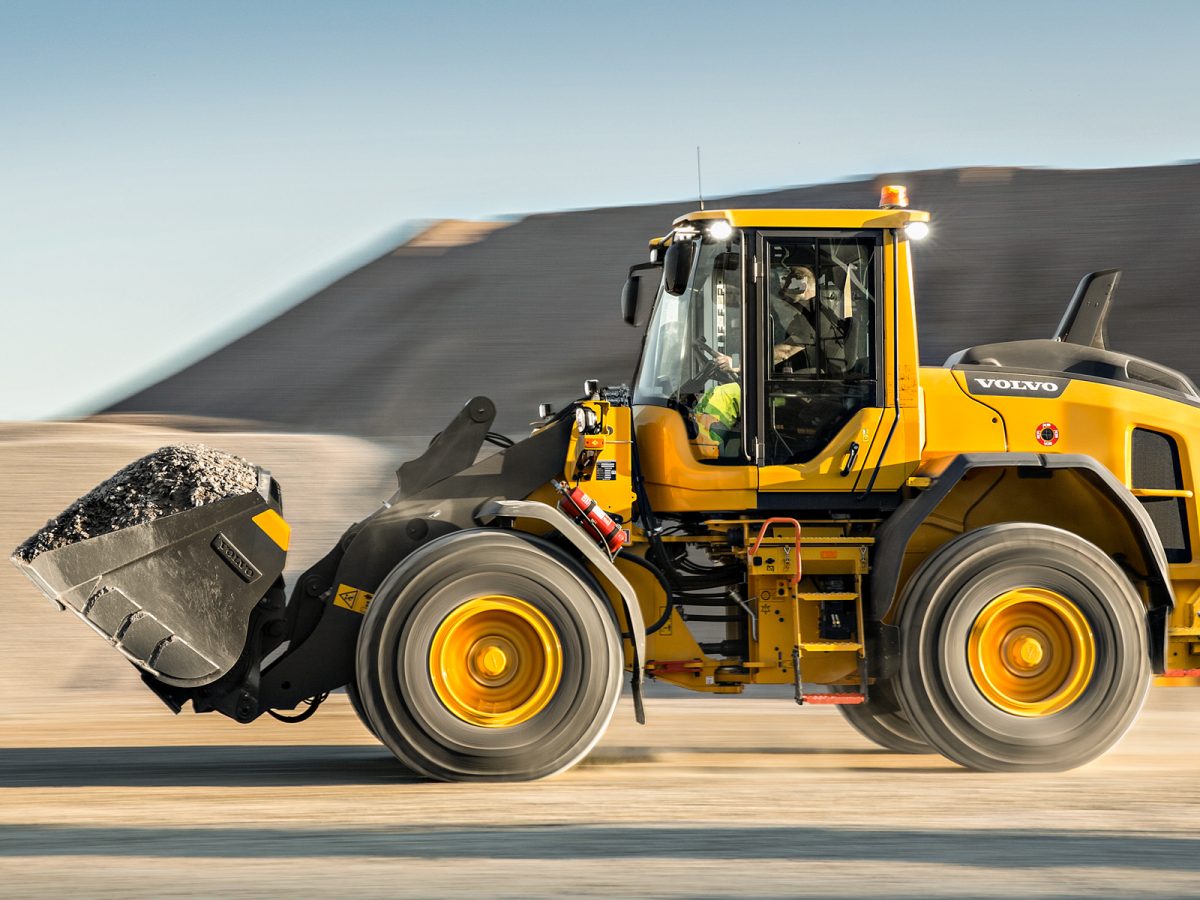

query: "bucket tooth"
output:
86 587 139 637
116 611 173 664
148 636 219 681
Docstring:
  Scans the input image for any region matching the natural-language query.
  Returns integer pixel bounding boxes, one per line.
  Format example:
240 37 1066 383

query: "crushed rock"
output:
12 444 259 563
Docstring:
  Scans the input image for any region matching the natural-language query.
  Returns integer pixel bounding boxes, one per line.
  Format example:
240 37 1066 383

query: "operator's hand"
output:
716 353 739 374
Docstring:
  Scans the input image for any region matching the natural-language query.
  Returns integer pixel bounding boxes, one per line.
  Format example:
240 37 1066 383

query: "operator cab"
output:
622 193 930 500
628 210 926 480
632 225 881 466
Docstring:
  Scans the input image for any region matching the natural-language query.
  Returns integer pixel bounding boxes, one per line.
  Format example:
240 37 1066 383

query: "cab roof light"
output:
879 184 910 209
707 220 734 241
904 221 930 240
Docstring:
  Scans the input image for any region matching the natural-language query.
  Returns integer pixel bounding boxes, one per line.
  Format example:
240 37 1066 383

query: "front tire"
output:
895 523 1150 772
344 678 376 738
355 529 623 782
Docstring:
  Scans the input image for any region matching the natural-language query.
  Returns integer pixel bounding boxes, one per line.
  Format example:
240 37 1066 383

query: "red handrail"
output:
749 517 803 584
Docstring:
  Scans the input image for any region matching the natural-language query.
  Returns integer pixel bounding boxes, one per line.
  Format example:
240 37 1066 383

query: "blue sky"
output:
3 0 1198 420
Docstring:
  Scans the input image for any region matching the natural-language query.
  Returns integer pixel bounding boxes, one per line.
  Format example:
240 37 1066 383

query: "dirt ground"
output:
4 423 1200 899
3 692 1199 899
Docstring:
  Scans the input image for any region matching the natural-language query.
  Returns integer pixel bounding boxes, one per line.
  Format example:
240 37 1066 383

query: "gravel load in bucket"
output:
12 444 259 563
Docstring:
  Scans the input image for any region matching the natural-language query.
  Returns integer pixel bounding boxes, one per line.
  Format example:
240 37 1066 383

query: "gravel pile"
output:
12 444 259 563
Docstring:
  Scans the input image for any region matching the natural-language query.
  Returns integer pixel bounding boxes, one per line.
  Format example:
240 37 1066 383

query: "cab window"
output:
762 233 879 466
633 231 744 461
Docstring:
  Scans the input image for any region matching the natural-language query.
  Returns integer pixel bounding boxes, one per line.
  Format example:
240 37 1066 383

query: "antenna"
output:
696 146 705 210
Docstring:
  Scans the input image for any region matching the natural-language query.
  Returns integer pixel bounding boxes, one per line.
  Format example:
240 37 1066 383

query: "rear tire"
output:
895 523 1150 772
837 680 931 754
355 529 623 782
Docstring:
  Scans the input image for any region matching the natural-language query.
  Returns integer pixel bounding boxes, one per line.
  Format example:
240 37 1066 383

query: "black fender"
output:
869 452 1174 673
477 498 647 724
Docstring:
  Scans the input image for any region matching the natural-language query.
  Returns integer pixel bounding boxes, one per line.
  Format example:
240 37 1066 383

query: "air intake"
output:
1131 428 1190 563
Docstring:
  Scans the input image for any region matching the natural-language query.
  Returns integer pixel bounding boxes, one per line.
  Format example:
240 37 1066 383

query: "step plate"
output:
804 692 865 705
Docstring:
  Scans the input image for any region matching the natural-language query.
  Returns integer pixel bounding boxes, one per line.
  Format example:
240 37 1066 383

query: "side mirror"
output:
621 263 660 327
621 275 641 326
663 240 695 295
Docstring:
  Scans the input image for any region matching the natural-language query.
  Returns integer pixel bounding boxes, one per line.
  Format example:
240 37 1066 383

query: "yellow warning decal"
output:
332 583 374 615
252 510 291 552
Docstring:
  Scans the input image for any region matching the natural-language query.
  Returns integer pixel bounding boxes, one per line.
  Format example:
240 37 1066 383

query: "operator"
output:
769 264 821 371
712 263 825 375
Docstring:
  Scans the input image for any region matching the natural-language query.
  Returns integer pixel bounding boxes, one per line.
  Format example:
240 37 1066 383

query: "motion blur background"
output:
5 0 1200 426
4 2 1200 897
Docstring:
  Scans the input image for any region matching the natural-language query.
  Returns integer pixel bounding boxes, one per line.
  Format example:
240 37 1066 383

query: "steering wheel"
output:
691 339 736 385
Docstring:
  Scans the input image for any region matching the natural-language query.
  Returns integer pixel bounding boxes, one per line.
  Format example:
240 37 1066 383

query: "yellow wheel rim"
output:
967 588 1095 717
429 595 562 727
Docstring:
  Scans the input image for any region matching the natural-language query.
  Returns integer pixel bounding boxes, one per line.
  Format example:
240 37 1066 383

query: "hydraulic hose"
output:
619 552 676 635
647 539 742 590
266 691 329 723
630 427 743 608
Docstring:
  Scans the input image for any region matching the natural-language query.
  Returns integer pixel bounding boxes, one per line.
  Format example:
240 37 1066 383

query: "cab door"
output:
750 229 919 495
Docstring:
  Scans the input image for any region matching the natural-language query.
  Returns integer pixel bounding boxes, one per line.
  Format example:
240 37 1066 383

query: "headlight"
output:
708 220 734 241
575 407 599 435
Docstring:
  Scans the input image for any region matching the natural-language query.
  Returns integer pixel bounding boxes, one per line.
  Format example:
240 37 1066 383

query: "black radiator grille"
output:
1131 428 1190 563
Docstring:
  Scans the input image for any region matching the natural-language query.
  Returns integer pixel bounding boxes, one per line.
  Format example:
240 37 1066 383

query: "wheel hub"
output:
428 595 563 727
967 588 1096 716
469 637 517 685
1002 628 1048 674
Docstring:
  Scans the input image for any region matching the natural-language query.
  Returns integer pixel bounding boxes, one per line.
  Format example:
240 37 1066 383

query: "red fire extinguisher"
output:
552 479 628 555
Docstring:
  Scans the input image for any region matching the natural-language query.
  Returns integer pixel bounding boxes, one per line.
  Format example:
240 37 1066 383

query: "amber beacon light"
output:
879 184 909 208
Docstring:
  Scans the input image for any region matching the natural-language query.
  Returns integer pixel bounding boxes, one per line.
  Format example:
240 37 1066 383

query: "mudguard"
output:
477 498 647 723
869 452 1174 672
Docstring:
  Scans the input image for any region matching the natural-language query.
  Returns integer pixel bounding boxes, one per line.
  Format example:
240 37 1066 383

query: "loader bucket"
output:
11 469 288 688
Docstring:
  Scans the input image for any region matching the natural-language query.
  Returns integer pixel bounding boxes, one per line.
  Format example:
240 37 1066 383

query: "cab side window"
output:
762 234 879 465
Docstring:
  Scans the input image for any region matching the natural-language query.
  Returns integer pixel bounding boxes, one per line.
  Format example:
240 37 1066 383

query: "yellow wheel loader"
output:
14 187 1200 780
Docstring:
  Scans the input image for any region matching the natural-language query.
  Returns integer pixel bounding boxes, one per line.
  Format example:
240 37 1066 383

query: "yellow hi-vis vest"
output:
693 383 741 459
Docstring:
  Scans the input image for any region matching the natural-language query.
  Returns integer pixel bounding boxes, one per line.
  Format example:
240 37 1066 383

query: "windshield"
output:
634 233 744 460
